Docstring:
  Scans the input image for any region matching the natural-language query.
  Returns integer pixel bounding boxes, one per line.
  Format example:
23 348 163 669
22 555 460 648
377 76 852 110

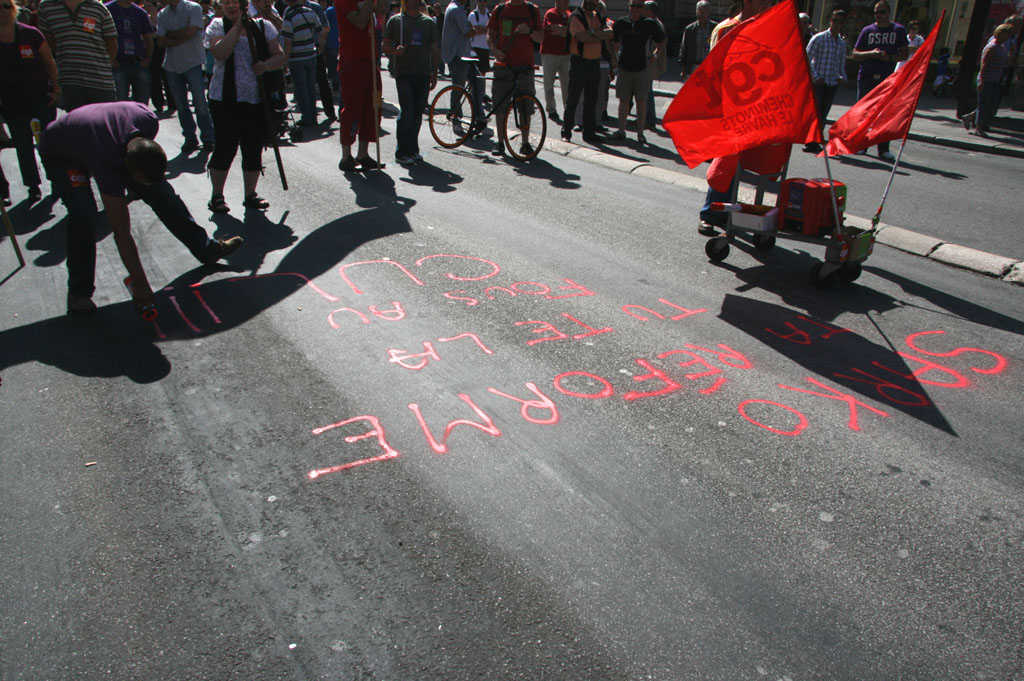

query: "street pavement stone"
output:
930 243 1017 277
872 224 943 257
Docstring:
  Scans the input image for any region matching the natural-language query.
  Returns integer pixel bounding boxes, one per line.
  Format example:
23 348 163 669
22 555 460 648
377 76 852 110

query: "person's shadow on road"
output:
398 159 463 193
511 155 581 189
0 173 417 382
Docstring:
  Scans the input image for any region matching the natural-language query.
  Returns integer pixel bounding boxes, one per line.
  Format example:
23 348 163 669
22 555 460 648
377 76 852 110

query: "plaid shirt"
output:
806 29 847 86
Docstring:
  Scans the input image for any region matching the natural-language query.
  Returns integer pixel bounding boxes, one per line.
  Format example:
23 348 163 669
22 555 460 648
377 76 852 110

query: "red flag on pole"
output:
825 11 945 156
662 0 820 168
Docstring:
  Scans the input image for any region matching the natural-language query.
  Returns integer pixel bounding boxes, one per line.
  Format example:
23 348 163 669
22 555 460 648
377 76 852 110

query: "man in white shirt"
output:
804 8 847 153
156 0 215 152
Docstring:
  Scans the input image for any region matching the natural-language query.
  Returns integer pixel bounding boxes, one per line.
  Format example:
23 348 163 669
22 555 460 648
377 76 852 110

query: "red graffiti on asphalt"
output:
155 253 1011 478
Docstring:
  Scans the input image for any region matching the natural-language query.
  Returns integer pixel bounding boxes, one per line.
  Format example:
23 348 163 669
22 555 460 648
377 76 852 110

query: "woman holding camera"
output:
204 0 284 212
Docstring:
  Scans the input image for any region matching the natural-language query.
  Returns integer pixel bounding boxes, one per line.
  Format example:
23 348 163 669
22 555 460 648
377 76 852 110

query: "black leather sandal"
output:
243 192 269 210
207 194 230 213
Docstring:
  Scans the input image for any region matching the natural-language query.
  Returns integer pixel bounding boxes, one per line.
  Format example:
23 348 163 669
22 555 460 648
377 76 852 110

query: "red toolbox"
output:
778 178 847 237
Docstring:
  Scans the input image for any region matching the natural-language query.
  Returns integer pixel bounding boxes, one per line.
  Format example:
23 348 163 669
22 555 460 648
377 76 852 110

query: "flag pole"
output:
367 15 383 169
867 11 943 229
820 146 844 237
1 200 25 267
243 13 288 190
871 136 907 229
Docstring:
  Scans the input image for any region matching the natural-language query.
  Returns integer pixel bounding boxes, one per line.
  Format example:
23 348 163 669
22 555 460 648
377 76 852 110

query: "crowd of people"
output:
0 0 1020 314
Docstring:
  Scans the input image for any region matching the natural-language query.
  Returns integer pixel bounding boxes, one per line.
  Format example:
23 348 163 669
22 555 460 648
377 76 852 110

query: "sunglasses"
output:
874 9 888 13
0 3 15 8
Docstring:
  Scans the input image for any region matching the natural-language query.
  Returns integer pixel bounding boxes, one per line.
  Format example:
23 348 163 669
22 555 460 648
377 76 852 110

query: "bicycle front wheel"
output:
500 94 546 162
429 85 475 149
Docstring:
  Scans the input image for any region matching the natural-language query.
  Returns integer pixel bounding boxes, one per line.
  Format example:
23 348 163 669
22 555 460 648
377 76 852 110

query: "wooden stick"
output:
367 16 383 169
0 200 25 268
243 14 288 190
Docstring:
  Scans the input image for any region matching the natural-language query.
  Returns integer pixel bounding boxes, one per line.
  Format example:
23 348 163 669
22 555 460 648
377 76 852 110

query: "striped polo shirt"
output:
281 4 321 62
38 0 117 90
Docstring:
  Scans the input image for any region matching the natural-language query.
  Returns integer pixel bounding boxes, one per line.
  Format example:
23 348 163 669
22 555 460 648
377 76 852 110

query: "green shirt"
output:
384 12 437 77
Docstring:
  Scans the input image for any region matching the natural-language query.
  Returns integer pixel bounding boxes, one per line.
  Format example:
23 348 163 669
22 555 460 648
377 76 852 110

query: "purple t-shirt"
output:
855 22 908 81
39 101 159 196
105 0 155 60
0 24 50 100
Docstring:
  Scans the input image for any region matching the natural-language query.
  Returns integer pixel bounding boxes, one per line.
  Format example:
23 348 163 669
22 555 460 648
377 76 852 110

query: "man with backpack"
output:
486 0 542 156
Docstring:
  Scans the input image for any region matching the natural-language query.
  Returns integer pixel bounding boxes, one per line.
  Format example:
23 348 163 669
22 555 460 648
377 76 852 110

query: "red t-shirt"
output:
488 1 541 67
540 7 567 55
335 0 374 62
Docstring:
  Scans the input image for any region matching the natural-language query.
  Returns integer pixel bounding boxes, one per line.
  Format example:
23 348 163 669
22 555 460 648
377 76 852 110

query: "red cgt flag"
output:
825 11 945 156
663 0 820 168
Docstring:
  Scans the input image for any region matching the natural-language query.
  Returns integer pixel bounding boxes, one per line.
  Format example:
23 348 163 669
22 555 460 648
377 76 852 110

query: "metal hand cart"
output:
703 163 875 289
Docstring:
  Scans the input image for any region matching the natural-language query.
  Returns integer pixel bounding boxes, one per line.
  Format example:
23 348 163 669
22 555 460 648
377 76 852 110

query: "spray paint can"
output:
124 276 158 321
30 119 42 145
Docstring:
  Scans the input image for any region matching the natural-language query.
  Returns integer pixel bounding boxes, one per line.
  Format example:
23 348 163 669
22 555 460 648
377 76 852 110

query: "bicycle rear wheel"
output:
429 85 475 149
500 94 545 161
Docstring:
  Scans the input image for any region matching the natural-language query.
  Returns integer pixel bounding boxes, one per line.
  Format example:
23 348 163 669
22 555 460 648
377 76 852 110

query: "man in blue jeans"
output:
282 0 323 127
106 0 156 103
39 102 242 314
441 0 474 110
383 0 440 164
157 0 215 152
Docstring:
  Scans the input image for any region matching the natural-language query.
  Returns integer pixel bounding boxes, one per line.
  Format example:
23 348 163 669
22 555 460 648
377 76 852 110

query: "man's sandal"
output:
208 194 230 213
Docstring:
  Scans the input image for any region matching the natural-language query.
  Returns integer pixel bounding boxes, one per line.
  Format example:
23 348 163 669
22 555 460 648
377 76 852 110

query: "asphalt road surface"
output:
1 105 1022 681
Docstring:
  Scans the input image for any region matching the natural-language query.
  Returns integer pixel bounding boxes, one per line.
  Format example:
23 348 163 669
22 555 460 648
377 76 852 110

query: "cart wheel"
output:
290 127 303 143
752 234 776 252
705 237 730 262
837 263 863 283
809 262 837 289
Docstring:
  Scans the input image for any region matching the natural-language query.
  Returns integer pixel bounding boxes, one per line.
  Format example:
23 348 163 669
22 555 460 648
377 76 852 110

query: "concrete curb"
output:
907 132 1024 159
930 244 1018 278
871 224 943 257
552 138 1024 285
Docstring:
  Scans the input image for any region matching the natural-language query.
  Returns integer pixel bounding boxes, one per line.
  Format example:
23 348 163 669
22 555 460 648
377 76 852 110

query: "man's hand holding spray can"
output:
124 276 158 320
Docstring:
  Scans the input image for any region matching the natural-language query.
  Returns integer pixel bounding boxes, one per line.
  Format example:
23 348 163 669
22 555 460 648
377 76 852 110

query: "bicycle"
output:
428 58 546 162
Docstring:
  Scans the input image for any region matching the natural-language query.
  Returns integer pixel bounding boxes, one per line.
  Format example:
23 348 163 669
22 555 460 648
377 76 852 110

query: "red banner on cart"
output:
825 12 945 156
662 0 820 168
